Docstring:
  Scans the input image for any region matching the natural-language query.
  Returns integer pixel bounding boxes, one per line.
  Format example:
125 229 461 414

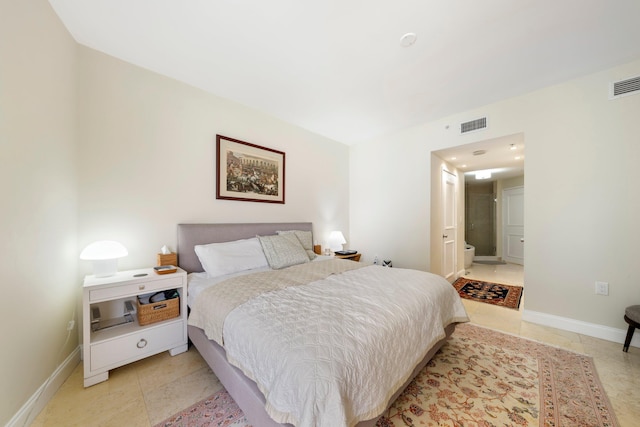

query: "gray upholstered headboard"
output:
176 222 313 273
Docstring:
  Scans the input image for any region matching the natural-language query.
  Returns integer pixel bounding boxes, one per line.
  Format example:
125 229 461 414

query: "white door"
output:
442 170 457 280
502 186 524 265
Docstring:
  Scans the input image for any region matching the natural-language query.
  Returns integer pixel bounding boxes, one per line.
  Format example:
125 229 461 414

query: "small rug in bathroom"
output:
473 259 507 265
452 277 523 309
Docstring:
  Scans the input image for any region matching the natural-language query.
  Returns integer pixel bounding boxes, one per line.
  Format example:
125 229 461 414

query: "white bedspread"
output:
218 263 468 427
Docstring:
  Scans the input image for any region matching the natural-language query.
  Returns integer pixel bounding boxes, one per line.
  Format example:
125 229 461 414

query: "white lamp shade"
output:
80 241 128 260
80 241 128 277
328 231 346 252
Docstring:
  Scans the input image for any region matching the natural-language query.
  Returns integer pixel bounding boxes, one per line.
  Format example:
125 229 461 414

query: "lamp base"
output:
92 259 118 278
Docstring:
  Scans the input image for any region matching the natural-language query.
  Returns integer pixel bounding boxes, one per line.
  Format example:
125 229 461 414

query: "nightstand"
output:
335 253 361 262
82 267 188 387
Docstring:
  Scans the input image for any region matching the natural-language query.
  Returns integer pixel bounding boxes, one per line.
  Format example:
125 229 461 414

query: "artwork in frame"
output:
216 135 285 204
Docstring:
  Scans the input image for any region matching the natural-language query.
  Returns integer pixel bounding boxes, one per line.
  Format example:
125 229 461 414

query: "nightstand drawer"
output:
89 275 183 301
90 321 184 371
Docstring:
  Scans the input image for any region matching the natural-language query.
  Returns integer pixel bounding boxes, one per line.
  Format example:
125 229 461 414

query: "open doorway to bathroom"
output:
466 181 497 260
431 133 525 289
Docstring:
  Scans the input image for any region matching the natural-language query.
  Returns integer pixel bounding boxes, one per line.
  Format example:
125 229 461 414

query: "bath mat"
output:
452 277 523 309
155 324 618 427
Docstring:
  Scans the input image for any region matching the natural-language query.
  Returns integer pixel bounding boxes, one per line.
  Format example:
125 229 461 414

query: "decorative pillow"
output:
194 237 269 278
258 233 310 269
277 230 317 260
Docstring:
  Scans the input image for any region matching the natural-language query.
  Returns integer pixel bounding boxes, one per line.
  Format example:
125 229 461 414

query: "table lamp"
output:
80 240 128 277
328 231 346 252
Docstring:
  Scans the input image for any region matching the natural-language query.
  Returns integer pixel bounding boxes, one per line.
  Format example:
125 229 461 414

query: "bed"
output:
178 222 468 427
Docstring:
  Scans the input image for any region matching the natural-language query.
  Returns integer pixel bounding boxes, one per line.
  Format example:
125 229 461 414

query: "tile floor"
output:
31 262 640 426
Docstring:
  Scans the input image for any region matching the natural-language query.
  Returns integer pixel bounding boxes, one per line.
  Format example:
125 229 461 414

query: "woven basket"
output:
137 295 180 326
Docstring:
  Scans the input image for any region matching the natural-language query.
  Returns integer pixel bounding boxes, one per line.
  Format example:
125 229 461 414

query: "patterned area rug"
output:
377 323 617 427
153 389 247 427
453 277 523 309
155 324 617 427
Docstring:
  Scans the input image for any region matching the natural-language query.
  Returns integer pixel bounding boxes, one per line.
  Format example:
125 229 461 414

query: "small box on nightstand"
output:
157 252 177 266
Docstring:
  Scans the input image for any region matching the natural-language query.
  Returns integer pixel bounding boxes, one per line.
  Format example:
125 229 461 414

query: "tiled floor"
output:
31 263 640 426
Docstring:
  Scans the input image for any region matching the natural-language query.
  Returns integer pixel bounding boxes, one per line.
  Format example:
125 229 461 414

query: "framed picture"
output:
216 135 285 204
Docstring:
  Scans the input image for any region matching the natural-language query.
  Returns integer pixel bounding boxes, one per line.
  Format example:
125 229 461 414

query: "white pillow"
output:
194 237 269 278
276 230 317 260
258 233 310 269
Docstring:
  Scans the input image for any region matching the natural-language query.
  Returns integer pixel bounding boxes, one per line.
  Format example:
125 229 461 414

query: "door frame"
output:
441 169 457 281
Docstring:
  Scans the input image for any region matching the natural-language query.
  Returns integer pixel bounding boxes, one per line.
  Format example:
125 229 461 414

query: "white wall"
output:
0 1 79 424
76 46 351 275
351 59 640 332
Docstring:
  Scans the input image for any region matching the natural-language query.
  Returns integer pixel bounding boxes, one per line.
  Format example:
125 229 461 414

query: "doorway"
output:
431 133 525 285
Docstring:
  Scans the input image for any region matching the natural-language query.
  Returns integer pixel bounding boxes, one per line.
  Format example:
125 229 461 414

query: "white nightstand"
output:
82 267 188 387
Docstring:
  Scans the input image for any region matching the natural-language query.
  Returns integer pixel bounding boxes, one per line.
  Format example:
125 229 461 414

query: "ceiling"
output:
48 0 640 145
434 133 525 184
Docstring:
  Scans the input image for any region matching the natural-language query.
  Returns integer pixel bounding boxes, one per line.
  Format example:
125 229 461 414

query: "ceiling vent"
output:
610 75 640 100
460 117 487 134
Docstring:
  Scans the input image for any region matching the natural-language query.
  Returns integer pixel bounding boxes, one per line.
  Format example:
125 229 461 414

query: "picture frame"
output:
216 135 285 204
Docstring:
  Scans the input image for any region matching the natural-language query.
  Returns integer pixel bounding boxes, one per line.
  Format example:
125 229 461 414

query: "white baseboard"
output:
522 310 639 349
7 346 81 427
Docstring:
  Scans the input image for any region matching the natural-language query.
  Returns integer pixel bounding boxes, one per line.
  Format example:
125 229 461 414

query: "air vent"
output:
610 75 640 99
460 117 487 134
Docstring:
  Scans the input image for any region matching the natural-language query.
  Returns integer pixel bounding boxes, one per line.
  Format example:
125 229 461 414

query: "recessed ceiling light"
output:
509 144 517 150
475 170 492 180
400 33 417 47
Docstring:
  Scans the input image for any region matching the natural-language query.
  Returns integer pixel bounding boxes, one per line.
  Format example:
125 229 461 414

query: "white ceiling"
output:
49 0 640 145
434 133 525 184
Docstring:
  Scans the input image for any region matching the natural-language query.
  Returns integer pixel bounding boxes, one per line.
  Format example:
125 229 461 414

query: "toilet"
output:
464 242 475 269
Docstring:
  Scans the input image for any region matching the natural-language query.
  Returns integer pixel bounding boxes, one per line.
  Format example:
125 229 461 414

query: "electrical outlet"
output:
595 281 609 296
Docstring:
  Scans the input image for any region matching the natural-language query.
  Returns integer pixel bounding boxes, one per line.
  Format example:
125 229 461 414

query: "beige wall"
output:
351 59 640 335
0 1 78 424
75 47 350 274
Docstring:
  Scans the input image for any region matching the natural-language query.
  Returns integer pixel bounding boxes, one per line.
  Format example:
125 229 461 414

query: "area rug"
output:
453 277 523 309
154 324 617 427
153 389 247 427
377 323 617 427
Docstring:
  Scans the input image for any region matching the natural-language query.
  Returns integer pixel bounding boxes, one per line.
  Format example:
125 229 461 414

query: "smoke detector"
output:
400 33 417 47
